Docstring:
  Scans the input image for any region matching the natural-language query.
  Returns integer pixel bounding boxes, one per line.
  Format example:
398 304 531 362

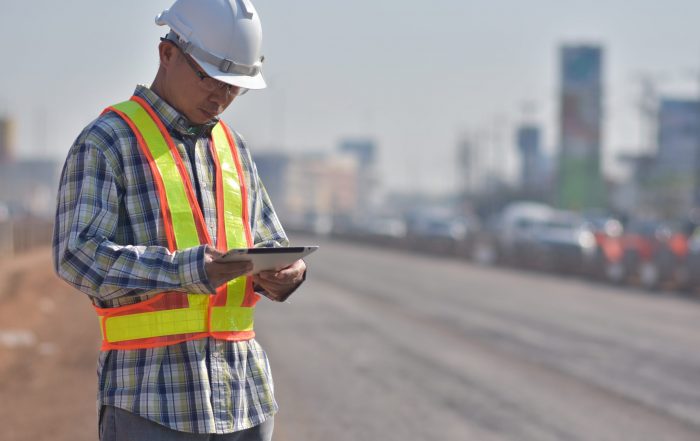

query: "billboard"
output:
657 99 700 173
558 45 604 210
654 99 700 214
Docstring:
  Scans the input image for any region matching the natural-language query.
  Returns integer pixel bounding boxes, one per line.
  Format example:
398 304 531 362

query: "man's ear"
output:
158 41 176 69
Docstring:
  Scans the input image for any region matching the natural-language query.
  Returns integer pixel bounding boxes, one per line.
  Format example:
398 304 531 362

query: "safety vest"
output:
93 96 258 351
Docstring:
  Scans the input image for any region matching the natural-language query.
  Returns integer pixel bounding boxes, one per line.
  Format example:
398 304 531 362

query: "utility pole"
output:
693 67 700 210
630 71 666 214
632 72 662 155
456 131 476 197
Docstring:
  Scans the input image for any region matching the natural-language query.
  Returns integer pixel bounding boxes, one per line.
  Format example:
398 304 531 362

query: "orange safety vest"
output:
93 96 259 351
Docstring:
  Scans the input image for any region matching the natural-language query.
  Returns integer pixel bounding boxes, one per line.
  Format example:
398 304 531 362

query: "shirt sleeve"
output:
52 124 215 304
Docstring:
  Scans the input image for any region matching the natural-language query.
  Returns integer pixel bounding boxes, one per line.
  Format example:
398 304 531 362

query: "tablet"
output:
215 246 318 274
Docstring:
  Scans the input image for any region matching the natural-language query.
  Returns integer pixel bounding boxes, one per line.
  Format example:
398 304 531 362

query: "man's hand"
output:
204 246 253 290
254 259 307 302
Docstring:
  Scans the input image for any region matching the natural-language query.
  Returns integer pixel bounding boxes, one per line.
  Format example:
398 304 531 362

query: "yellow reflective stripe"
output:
112 101 200 250
212 124 246 249
103 295 207 342
224 276 247 307
210 306 255 332
102 298 254 341
105 308 205 342
103 296 254 342
212 123 248 307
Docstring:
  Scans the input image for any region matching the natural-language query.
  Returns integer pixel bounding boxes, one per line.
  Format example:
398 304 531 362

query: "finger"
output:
205 245 224 260
255 277 286 290
256 275 297 293
258 272 290 284
209 262 254 282
258 265 300 280
259 259 303 276
276 269 304 283
257 279 300 297
256 270 282 282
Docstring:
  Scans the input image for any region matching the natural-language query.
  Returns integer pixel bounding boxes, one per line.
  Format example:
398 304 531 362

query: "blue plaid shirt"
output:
53 85 287 434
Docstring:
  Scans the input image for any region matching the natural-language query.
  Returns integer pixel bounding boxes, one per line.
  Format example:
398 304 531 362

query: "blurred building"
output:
339 138 375 168
657 99 700 173
516 124 550 198
651 98 700 216
253 150 360 234
614 152 656 216
0 159 60 218
0 116 15 164
558 44 605 210
253 151 291 218
285 152 359 233
338 137 379 215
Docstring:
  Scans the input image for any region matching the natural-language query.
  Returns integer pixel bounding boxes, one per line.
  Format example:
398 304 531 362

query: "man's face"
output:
159 42 240 124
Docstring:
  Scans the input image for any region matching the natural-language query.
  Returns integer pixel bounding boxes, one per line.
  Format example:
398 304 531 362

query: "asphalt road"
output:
256 235 700 441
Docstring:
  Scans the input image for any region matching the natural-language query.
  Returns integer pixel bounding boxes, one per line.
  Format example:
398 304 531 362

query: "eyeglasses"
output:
164 39 248 96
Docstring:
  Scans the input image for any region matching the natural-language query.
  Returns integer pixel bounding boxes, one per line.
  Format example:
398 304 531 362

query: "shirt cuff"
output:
177 245 217 294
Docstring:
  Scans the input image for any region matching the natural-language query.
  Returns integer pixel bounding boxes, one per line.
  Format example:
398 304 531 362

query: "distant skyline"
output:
2 0 700 194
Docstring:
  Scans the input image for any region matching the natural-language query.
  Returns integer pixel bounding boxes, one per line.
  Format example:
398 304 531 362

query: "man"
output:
52 1 305 439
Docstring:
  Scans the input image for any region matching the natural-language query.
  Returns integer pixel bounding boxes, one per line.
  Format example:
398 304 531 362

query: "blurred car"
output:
471 214 501 265
615 219 666 289
407 214 477 257
361 216 409 247
643 221 694 290
471 202 555 267
329 214 407 248
528 211 598 274
585 216 626 283
684 228 700 292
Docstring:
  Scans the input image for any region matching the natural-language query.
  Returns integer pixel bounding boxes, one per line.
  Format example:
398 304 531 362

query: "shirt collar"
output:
133 85 218 137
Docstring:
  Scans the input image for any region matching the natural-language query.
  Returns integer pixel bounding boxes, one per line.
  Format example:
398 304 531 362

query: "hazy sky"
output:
2 0 700 194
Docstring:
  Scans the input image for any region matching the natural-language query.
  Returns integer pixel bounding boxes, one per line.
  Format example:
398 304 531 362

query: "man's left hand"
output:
253 259 307 302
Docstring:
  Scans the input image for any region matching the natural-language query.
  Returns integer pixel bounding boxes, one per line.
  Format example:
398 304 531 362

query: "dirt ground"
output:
0 247 100 441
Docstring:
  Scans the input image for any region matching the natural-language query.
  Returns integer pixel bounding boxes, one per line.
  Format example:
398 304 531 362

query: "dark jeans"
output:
99 406 274 441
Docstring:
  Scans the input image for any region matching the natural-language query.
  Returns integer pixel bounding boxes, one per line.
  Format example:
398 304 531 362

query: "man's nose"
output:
212 84 239 103
209 90 230 106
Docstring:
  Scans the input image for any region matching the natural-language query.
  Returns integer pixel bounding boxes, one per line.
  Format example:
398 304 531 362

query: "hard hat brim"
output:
194 55 267 90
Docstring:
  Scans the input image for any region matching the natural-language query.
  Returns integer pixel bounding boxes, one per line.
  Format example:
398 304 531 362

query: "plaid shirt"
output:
53 85 286 434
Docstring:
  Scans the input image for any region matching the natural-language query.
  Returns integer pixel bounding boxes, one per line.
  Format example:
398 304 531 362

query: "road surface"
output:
2 237 700 440
257 234 700 441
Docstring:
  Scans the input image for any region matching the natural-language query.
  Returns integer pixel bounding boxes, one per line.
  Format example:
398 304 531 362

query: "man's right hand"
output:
204 246 253 289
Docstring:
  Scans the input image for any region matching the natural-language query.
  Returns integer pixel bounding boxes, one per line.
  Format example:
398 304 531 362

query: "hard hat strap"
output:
166 31 262 77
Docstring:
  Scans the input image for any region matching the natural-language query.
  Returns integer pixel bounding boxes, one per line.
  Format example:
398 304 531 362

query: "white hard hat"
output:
156 0 266 90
